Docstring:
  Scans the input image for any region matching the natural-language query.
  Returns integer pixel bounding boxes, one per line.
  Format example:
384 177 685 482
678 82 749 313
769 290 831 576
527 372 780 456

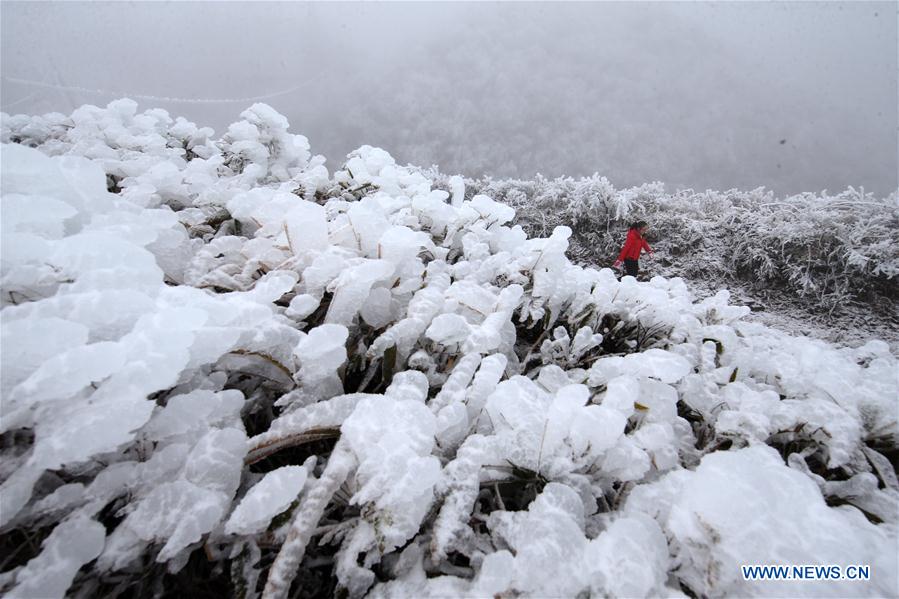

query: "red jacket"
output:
617 229 652 261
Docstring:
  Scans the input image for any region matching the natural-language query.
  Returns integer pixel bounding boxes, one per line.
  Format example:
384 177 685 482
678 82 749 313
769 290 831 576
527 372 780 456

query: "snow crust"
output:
625 445 899 597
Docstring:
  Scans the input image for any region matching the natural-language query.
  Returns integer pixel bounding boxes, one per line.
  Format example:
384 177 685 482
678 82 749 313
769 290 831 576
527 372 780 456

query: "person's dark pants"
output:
624 259 639 277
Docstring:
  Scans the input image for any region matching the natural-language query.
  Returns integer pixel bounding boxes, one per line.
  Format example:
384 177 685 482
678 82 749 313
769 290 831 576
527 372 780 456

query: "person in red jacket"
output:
613 220 653 278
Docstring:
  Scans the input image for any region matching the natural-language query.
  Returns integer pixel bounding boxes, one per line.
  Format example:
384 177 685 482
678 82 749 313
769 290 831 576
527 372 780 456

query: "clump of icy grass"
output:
1 102 897 598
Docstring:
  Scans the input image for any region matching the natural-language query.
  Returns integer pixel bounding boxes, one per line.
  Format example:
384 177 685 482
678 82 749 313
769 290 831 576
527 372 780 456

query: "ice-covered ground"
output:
1 101 897 598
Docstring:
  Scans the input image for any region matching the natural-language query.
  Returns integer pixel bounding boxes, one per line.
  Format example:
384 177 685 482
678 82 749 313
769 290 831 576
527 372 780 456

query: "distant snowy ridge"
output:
1 101 896 598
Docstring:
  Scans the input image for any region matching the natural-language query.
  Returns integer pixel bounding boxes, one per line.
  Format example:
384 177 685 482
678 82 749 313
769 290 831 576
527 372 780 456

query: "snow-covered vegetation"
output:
460 175 899 311
1 101 897 598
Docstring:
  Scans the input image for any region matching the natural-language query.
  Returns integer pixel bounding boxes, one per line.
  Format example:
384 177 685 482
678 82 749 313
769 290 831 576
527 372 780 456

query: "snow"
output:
1 101 896 598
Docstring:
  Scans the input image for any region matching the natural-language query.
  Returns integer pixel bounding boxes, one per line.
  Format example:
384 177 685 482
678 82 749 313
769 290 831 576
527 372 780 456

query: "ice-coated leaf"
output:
342 393 441 551
128 479 230 561
12 341 126 403
124 428 246 562
225 466 308 535
625 348 692 383
10 515 106 599
425 313 471 346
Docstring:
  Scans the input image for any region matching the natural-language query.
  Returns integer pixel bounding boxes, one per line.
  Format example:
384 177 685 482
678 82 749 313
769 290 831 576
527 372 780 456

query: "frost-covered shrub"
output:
218 103 316 187
1 104 897 599
469 176 899 310
720 188 899 306
1 99 329 225
470 174 664 258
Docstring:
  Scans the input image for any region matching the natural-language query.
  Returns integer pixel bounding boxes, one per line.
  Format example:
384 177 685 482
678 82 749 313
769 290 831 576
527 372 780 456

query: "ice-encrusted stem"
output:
367 263 451 362
464 354 508 420
430 434 497 560
428 353 481 413
262 440 356 599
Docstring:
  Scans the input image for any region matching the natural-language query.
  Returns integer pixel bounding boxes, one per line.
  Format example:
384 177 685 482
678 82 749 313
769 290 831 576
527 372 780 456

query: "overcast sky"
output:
2 1 896 197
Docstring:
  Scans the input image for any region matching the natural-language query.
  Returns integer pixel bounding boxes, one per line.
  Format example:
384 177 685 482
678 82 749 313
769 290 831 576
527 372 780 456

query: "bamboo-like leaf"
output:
229 349 295 380
245 427 341 465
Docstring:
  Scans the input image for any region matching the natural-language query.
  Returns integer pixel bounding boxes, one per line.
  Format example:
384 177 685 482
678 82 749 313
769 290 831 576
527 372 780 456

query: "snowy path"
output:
688 279 899 354
568 256 899 355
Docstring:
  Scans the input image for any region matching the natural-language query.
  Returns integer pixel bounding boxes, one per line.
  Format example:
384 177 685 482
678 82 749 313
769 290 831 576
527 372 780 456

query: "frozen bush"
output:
1 104 895 599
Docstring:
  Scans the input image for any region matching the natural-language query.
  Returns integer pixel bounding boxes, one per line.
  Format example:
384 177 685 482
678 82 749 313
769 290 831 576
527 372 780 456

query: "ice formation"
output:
1 102 896 598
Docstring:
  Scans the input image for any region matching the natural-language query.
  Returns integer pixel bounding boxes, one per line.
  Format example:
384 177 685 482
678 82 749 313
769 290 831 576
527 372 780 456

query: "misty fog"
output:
2 1 896 196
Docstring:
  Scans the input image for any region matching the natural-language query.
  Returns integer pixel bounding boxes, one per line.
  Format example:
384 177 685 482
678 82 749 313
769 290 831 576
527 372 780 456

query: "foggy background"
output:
2 1 896 197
